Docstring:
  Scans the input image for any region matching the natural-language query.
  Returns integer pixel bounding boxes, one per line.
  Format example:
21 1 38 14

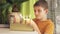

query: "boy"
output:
26 0 54 34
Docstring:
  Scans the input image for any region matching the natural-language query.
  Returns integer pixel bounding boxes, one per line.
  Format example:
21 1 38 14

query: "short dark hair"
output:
34 0 48 9
12 4 19 12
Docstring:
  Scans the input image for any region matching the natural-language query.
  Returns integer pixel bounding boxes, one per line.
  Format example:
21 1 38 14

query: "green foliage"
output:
0 0 28 24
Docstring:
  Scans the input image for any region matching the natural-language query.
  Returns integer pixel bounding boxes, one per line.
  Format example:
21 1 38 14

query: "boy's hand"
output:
25 19 41 34
25 19 35 26
25 19 32 25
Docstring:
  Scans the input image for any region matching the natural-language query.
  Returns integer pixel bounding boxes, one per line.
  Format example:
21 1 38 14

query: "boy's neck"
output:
36 15 47 21
41 16 47 21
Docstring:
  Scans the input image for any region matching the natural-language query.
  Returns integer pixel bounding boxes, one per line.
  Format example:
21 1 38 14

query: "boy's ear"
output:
45 9 48 14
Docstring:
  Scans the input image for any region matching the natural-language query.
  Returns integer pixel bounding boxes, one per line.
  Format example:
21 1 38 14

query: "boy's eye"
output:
38 10 41 12
34 10 41 13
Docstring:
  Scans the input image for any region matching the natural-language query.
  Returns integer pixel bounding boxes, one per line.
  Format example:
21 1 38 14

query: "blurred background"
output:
0 0 60 34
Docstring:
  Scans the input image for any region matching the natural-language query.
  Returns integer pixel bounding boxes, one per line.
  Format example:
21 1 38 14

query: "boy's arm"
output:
26 19 41 34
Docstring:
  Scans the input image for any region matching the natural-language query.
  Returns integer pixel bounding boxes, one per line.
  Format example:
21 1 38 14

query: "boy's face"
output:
34 6 48 19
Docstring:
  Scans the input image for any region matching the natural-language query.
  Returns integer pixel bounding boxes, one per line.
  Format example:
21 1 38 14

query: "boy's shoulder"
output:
32 18 54 27
32 18 54 24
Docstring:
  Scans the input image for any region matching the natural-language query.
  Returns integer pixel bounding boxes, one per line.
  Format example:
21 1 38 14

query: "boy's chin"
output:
35 17 41 19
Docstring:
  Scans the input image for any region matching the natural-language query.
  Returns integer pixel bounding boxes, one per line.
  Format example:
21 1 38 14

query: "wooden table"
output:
0 28 38 34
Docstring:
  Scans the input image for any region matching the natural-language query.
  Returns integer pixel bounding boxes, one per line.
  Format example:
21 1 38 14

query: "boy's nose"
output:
35 11 38 15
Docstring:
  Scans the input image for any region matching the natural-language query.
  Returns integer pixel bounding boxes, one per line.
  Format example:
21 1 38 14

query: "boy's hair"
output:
34 0 48 9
